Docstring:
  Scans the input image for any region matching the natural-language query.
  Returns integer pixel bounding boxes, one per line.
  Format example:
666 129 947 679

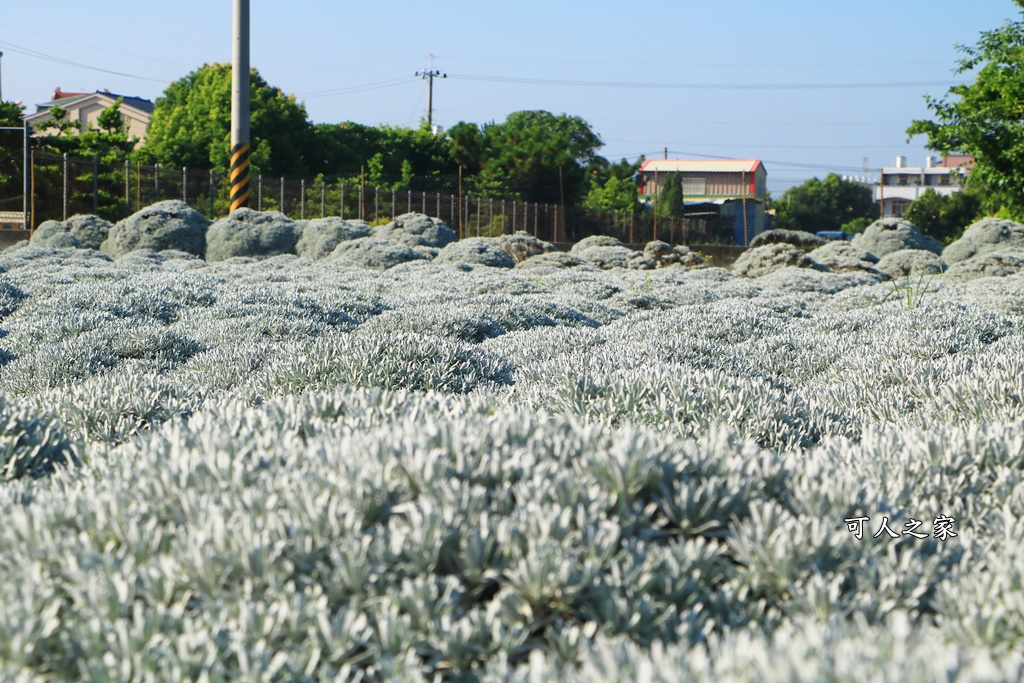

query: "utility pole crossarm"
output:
415 54 446 128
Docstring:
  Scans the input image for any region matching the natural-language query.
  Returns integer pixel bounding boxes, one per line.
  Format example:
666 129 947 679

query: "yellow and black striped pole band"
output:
229 142 251 212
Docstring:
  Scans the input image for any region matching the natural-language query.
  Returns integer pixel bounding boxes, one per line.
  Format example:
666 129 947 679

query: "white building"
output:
875 155 972 218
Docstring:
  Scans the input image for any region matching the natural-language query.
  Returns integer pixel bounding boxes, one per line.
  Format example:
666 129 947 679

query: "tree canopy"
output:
904 187 983 244
907 2 1024 218
771 174 877 233
0 101 25 203
449 111 604 205
139 63 311 176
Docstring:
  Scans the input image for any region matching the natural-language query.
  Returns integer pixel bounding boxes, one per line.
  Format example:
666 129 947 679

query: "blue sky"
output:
0 1 1017 184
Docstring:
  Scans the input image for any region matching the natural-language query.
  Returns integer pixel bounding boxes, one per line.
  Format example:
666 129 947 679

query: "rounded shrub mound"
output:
493 231 556 263
733 242 827 278
874 248 946 279
30 214 112 250
0 397 79 481
205 208 299 262
570 235 625 253
374 213 457 248
578 245 637 269
328 236 429 270
570 236 637 270
295 217 372 260
434 238 516 268
811 241 882 274
102 200 211 258
515 251 597 271
749 229 826 250
945 250 1024 281
850 217 942 258
643 241 706 268
943 217 1024 264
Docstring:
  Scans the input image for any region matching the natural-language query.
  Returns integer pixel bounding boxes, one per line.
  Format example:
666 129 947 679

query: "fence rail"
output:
19 153 757 246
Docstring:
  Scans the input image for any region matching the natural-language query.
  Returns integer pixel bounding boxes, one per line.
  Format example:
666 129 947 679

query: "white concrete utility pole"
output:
229 0 251 212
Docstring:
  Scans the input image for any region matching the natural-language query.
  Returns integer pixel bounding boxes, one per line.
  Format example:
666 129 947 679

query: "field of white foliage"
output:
2 229 1024 680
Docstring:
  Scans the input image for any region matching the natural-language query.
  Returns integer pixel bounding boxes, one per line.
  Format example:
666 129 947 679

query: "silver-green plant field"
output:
2 244 1024 682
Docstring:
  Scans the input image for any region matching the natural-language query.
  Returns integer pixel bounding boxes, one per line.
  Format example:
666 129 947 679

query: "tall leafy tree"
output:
450 110 603 205
139 63 312 176
772 173 877 233
907 2 1024 218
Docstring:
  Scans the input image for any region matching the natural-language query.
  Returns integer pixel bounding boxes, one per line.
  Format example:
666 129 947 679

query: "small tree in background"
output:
773 173 877 233
584 174 638 213
905 187 983 244
656 172 684 219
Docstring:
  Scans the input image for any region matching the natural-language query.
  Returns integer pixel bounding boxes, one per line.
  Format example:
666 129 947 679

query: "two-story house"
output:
876 155 973 218
24 88 154 148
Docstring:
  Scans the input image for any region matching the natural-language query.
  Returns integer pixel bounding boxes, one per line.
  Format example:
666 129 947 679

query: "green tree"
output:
33 99 138 219
139 63 311 176
773 174 877 233
655 172 684 219
0 101 25 206
308 122 454 189
75 99 138 163
907 2 1024 218
904 188 983 244
450 110 604 205
584 174 638 213
34 105 81 154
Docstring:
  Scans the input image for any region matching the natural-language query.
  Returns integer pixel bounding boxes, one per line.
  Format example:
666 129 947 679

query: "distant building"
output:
24 88 154 148
637 158 767 244
876 155 973 218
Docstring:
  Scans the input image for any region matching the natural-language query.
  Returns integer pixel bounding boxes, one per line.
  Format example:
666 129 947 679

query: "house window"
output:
682 177 706 195
889 198 912 217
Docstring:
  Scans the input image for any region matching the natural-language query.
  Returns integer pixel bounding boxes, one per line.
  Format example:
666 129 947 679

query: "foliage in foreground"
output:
1 246 1024 680
907 2 1024 219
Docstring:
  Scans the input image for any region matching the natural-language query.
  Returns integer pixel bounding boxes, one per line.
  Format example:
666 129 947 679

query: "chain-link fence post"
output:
92 156 99 215
62 153 69 220
208 170 215 217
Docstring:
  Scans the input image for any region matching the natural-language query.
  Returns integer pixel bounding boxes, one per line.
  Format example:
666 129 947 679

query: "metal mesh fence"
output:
22 154 855 245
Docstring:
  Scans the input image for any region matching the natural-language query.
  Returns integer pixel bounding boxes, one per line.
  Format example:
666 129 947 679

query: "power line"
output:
447 73 964 91
443 54 955 68
296 77 412 99
0 22 191 67
0 39 171 83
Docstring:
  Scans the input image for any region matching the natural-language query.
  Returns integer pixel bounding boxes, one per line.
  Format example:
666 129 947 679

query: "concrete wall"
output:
0 230 30 249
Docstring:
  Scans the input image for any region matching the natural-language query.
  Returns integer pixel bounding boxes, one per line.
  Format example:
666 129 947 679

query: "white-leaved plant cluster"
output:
2 206 1024 681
